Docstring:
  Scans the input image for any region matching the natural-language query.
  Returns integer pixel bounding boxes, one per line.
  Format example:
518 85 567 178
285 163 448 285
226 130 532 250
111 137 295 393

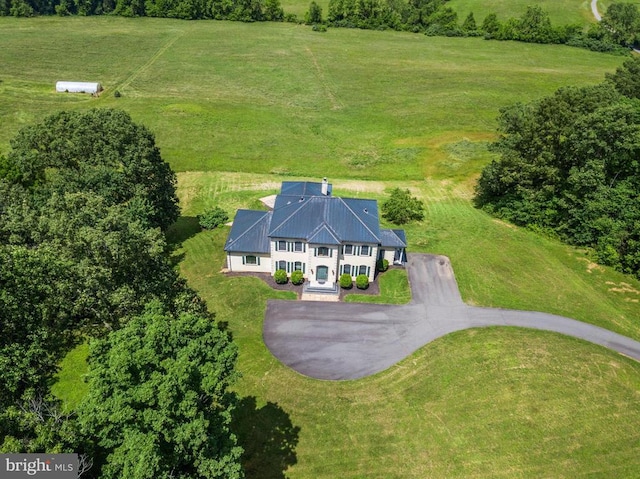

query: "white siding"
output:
383 249 396 264
271 239 309 276
227 253 271 273
309 245 339 285
339 243 378 282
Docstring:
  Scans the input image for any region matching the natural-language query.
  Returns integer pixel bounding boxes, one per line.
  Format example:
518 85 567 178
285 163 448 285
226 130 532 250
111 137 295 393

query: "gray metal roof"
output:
380 229 407 248
224 210 272 253
269 195 380 244
308 224 341 245
280 180 332 197
224 181 407 253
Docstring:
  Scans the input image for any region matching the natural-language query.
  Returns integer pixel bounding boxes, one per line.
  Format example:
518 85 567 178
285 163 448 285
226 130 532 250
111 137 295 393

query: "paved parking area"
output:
263 254 640 380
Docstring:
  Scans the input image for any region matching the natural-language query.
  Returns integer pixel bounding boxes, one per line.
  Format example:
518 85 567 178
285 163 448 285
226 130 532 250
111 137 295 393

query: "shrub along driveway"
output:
264 254 640 380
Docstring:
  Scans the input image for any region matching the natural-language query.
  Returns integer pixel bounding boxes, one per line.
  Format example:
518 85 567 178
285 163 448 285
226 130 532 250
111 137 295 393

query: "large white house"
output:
224 179 407 292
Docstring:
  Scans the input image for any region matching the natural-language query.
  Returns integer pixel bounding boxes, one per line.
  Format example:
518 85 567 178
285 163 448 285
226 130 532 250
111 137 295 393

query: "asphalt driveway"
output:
263 254 640 380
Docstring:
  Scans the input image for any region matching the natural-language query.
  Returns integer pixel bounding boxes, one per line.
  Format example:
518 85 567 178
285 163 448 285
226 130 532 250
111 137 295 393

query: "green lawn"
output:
171 177 640 477
345 268 411 304
12 15 639 478
50 342 89 412
0 17 625 179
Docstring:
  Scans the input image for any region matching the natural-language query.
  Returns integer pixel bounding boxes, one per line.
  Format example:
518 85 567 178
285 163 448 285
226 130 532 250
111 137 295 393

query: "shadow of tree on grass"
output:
166 216 201 246
232 396 300 479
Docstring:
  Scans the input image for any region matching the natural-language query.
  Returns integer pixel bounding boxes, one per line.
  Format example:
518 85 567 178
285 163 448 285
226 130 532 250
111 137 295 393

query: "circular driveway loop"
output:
264 254 640 380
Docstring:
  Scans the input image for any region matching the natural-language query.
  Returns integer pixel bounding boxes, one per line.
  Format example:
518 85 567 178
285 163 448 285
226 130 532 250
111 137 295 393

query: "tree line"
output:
475 57 640 279
317 1 639 53
0 110 245 477
1 0 286 21
3 0 640 53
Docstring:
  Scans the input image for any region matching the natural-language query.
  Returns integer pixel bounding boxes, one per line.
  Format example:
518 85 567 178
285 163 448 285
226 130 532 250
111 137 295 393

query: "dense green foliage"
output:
381 187 425 225
323 0 633 53
0 110 203 409
0 0 285 20
78 304 243 478
475 66 640 277
355 273 369 289
199 206 229 230
1 109 179 232
606 54 640 99
339 273 353 288
291 269 304 285
305 0 321 23
600 2 640 47
274 269 288 284
0 110 243 477
377 258 389 272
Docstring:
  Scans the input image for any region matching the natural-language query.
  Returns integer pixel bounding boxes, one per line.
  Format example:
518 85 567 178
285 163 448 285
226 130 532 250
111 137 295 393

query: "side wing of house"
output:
379 229 407 265
224 209 272 273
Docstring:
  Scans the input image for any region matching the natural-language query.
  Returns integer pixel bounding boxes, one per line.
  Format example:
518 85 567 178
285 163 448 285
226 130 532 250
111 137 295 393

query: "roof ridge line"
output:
309 222 340 243
227 210 271 248
339 197 380 242
268 196 309 236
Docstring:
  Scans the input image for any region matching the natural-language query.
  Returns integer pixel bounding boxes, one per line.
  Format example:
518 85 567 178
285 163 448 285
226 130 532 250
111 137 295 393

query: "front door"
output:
316 265 329 282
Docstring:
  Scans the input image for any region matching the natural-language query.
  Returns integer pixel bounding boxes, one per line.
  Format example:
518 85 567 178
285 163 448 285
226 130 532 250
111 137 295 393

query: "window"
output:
360 245 370 256
277 260 287 271
277 240 287 251
343 244 353 255
343 264 351 275
294 241 304 252
244 255 259 265
317 247 329 257
359 265 367 275
294 261 303 271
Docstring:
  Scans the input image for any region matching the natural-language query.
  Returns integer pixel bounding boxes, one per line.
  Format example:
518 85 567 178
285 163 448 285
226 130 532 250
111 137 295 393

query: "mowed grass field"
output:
5 16 638 478
173 173 640 477
0 17 624 179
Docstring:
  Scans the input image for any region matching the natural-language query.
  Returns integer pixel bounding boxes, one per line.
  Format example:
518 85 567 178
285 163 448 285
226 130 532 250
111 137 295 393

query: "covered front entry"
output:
316 265 329 282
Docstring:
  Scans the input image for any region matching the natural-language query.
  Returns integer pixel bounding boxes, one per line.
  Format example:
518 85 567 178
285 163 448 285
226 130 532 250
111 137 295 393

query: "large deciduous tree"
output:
78 304 244 479
0 109 205 408
475 82 640 277
2 109 179 231
601 2 640 47
606 55 640 100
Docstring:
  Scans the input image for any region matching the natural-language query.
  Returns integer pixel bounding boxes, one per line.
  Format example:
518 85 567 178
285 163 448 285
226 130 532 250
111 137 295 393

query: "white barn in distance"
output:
56 81 102 94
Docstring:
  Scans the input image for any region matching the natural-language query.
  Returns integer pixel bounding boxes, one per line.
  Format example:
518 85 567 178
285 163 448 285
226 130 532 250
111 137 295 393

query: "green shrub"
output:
114 90 122 98
377 258 389 272
339 273 353 289
305 1 322 24
382 188 425 225
356 274 369 289
274 269 288 284
291 270 304 285
198 207 229 230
